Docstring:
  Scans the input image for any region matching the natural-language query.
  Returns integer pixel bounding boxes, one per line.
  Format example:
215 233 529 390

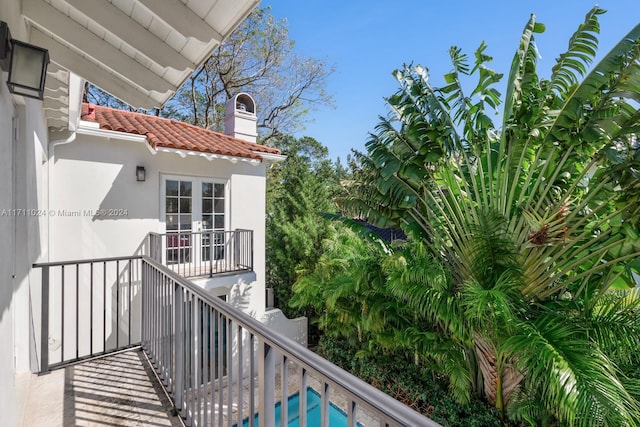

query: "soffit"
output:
19 0 259 131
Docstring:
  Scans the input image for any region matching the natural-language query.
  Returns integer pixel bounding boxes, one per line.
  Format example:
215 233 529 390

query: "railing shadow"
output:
62 349 181 426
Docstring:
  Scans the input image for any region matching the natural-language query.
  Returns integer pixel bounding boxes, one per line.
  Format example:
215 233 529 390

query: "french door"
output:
162 176 226 267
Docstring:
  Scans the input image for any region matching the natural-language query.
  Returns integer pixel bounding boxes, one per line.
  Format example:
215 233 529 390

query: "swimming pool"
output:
238 387 362 427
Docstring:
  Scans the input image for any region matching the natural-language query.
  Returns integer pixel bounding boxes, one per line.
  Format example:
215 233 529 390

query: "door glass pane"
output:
180 214 192 230
214 198 224 213
212 232 224 261
166 198 178 213
214 214 224 229
202 182 213 198
179 198 192 213
166 215 178 231
214 183 224 198
180 181 192 196
203 199 212 214
166 180 178 196
203 215 213 230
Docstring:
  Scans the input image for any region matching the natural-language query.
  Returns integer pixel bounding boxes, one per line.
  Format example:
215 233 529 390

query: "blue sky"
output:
261 0 640 161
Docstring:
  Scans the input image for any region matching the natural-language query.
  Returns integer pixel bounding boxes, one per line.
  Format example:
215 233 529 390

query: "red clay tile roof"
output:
80 103 280 161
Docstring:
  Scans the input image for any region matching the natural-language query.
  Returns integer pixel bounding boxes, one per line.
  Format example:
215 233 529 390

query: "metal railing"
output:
141 256 439 427
148 230 253 278
35 255 440 427
34 256 143 371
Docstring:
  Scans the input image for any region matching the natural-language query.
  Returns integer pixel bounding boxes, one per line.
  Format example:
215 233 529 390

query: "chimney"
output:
224 93 257 143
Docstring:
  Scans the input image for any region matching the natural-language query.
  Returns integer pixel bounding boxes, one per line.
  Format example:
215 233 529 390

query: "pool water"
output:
238 387 362 427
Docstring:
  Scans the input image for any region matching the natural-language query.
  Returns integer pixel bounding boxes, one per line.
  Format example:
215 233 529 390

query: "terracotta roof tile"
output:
81 103 280 161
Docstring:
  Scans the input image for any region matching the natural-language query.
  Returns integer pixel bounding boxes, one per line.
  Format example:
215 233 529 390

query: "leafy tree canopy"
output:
266 135 346 324
162 7 334 142
85 7 334 143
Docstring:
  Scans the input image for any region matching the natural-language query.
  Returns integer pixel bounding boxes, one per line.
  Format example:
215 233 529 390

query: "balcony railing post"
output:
234 230 239 270
174 283 184 412
141 260 147 348
40 265 50 373
258 338 276 427
250 230 254 271
209 230 213 278
148 234 154 260
161 234 166 265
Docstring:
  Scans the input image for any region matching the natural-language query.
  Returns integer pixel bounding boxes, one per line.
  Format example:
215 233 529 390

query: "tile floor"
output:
22 349 182 427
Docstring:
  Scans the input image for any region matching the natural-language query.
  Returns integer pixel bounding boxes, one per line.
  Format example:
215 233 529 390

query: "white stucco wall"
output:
13 101 49 375
0 4 50 422
261 309 308 347
230 172 267 313
50 131 269 315
0 66 19 427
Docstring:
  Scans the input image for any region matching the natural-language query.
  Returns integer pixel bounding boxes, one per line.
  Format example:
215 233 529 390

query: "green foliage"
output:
297 7 640 426
318 336 505 427
265 135 345 327
290 226 393 345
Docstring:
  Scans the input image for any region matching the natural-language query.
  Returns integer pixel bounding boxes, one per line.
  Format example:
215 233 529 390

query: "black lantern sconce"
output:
1 21 50 100
136 166 146 182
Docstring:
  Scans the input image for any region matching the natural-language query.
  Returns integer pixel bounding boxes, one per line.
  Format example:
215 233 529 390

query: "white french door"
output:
162 175 227 267
200 180 227 262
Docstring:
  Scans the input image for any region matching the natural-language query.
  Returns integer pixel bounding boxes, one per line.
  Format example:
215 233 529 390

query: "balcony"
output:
22 348 180 426
29 249 439 426
148 230 254 279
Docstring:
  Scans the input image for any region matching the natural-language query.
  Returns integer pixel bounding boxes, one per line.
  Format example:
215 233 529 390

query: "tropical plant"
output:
290 225 391 345
333 6 640 426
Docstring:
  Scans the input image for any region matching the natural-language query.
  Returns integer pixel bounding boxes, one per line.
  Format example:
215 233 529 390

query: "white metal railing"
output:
35 255 440 426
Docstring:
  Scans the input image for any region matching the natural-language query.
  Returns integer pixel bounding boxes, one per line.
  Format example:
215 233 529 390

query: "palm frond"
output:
583 288 640 364
549 6 604 97
543 22 640 146
502 13 544 129
506 312 640 426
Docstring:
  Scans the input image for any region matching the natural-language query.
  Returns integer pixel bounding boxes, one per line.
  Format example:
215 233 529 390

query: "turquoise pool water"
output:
238 387 361 427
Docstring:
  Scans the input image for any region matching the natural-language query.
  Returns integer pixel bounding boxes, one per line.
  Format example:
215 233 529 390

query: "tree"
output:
322 6 640 425
83 81 157 113
84 7 334 141
265 135 343 324
290 224 394 346
162 7 334 142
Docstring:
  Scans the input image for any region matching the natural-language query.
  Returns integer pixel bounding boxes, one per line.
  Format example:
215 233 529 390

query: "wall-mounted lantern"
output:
136 166 146 182
0 21 50 100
